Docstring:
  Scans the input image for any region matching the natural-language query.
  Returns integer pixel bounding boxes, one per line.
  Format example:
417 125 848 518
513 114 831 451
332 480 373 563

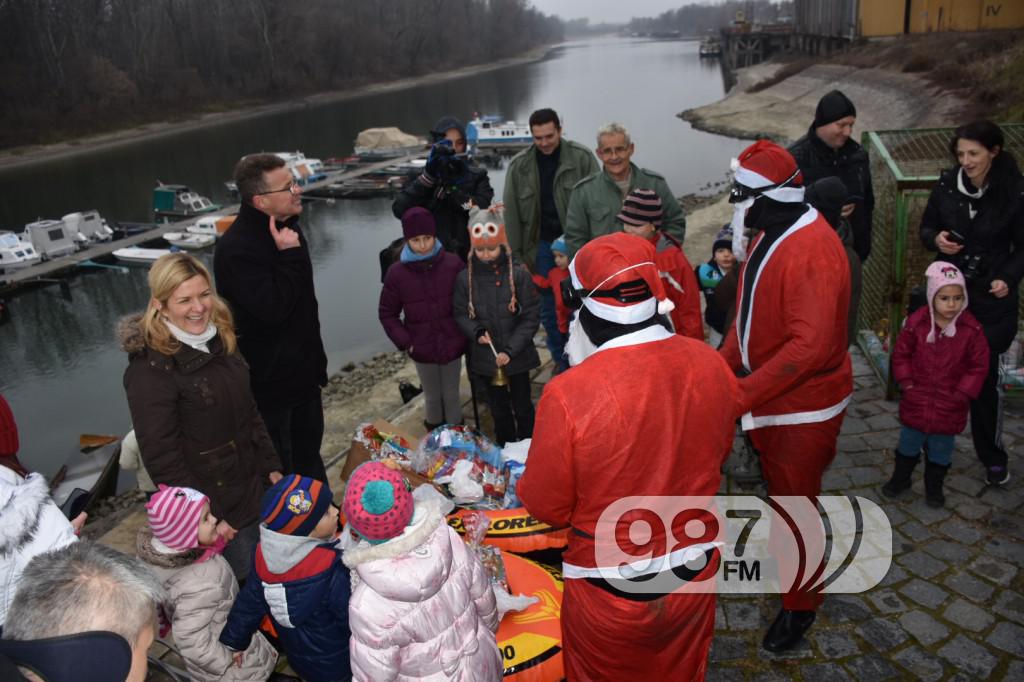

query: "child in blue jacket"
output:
220 475 350 682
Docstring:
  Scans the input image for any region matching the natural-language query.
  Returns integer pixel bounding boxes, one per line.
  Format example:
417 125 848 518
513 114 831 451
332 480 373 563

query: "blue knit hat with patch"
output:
261 475 333 536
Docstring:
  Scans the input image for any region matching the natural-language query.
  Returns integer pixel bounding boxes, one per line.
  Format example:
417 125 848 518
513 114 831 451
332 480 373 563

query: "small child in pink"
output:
884 262 989 507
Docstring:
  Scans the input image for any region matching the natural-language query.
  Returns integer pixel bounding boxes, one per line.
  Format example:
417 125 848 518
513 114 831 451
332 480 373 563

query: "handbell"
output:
491 365 509 387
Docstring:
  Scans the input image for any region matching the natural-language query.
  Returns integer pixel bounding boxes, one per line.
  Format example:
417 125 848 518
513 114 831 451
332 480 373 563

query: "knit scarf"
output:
400 239 443 263
164 320 217 353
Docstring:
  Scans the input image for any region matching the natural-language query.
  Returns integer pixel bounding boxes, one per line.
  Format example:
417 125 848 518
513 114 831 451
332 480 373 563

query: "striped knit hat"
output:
617 188 663 228
146 485 209 551
261 475 333 537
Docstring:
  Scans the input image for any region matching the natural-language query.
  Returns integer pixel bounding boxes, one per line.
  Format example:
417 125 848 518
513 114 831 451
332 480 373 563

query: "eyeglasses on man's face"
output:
257 182 301 196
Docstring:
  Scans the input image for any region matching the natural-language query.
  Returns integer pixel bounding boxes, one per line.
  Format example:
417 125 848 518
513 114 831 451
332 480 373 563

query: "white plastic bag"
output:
435 458 484 504
493 585 539 620
500 438 531 465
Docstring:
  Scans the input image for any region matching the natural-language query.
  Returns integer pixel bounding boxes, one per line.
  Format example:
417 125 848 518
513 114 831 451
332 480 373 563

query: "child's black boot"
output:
924 461 949 508
882 452 919 498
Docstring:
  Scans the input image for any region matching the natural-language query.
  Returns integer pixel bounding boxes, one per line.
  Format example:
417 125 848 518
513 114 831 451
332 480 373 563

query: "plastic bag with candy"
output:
501 461 525 509
461 510 491 547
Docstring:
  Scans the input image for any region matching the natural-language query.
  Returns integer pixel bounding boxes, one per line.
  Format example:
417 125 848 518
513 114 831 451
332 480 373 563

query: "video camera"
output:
427 140 467 182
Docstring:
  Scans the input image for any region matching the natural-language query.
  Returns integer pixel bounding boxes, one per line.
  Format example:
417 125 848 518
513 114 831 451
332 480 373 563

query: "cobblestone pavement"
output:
707 347 1024 681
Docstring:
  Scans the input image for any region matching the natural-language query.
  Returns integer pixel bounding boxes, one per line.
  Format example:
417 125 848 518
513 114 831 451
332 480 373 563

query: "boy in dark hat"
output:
696 225 737 347
220 475 351 682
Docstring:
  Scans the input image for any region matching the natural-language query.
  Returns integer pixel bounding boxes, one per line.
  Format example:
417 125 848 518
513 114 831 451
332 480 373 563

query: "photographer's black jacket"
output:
920 167 1024 324
391 165 494 259
789 127 875 261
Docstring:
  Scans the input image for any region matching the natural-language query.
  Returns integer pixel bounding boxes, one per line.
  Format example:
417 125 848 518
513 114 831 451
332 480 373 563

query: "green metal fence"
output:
858 124 1024 398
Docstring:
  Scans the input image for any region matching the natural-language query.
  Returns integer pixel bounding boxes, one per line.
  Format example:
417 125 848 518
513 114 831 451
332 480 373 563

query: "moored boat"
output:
22 219 77 260
0 231 41 272
353 127 427 161
161 231 215 250
153 183 221 223
50 434 122 519
112 246 174 265
466 115 533 154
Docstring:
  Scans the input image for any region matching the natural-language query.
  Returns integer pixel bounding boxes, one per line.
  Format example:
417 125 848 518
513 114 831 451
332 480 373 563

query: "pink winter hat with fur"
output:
925 261 968 343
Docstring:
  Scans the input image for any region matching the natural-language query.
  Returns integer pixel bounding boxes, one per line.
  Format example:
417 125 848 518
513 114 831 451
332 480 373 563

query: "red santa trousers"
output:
749 410 845 611
561 578 716 681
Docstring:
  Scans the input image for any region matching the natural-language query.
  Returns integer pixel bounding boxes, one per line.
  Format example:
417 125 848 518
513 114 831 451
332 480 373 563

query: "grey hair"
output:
4 541 165 650
596 122 631 148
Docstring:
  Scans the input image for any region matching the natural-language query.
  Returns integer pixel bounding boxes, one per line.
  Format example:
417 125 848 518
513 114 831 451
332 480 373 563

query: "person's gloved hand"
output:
425 140 455 178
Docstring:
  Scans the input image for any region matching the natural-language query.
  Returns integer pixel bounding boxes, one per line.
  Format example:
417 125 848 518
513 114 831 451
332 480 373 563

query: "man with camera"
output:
391 116 494 260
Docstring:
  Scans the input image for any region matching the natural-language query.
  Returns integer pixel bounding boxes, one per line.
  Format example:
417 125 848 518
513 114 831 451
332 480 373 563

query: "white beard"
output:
565 312 599 367
730 198 754 262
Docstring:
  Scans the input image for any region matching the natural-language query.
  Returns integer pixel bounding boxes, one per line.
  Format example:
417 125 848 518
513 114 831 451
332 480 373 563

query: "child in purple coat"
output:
379 208 468 429
884 262 990 506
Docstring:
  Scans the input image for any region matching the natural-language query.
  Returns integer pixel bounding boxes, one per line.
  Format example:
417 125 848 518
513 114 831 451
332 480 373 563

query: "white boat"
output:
112 247 174 265
23 219 77 260
272 151 327 186
62 210 114 247
162 231 215 250
188 214 236 239
466 116 533 153
0 231 41 272
699 36 722 57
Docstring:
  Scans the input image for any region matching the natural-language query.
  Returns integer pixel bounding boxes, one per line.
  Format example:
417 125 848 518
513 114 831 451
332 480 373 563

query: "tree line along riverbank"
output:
0 0 562 154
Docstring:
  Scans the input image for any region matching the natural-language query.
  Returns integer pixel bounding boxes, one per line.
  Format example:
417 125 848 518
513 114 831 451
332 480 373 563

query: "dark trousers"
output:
221 521 260 581
971 313 1017 471
484 371 535 445
259 393 327 482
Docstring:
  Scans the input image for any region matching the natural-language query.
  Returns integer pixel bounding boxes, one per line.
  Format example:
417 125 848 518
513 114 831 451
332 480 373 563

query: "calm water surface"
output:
0 37 745 474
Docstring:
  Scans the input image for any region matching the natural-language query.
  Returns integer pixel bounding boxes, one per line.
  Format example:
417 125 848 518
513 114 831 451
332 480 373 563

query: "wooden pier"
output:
0 152 422 294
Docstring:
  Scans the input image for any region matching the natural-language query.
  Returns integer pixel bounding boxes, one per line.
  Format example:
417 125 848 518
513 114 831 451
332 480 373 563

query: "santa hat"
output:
0 394 19 459
925 261 968 343
146 485 209 552
467 203 517 319
728 140 805 260
568 232 674 325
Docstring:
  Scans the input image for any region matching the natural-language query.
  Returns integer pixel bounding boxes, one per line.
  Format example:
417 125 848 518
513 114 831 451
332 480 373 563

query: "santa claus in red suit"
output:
719 140 853 652
517 232 740 681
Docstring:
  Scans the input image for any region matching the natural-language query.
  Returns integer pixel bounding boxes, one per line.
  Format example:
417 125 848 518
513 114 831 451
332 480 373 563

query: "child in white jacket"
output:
343 462 502 681
136 484 278 682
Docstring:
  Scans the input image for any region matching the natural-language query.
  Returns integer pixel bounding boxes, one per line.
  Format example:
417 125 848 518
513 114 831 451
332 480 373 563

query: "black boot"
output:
924 460 950 508
762 608 816 652
881 452 919 497
423 419 444 432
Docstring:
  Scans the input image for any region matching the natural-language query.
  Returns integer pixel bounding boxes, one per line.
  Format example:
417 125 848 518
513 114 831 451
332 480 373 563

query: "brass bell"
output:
491 365 509 387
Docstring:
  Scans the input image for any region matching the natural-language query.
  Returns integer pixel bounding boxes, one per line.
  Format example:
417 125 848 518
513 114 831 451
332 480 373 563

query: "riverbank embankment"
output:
680 62 969 144
0 45 555 173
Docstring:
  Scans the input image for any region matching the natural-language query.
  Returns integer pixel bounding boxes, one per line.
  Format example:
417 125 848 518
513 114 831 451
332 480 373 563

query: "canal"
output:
0 36 746 475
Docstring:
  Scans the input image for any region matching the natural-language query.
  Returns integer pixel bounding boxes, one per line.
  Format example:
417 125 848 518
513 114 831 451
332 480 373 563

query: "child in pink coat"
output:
884 262 990 507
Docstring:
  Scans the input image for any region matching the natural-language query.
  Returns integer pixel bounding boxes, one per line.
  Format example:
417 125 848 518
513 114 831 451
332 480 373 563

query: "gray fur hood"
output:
118 312 147 355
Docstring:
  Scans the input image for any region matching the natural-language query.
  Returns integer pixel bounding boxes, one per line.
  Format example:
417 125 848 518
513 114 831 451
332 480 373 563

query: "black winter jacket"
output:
919 167 1024 324
788 127 875 261
391 166 494 259
453 248 540 377
213 202 328 409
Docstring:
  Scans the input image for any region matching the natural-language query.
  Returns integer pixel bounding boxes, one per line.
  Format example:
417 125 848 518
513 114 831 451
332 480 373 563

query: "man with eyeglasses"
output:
213 153 329 482
563 122 686 256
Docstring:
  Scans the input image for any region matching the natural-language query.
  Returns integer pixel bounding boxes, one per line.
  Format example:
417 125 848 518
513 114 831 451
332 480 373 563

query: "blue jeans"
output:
897 426 954 466
536 240 566 368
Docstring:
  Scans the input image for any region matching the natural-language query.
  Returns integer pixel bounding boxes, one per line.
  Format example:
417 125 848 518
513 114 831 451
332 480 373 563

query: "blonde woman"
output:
121 253 282 580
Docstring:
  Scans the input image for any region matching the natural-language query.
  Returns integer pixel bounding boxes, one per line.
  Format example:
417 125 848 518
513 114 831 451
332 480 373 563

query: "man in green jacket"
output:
564 122 686 256
504 108 598 371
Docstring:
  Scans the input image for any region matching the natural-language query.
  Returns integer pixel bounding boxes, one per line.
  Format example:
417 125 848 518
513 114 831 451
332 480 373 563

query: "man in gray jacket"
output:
504 108 598 371
564 122 686 256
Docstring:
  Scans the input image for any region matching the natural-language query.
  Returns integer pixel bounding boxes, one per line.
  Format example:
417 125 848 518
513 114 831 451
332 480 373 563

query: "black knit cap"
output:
617 188 664 227
813 90 857 129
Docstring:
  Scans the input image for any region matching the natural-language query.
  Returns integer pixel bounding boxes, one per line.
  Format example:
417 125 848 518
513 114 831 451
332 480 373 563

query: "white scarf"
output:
164 319 217 353
957 168 986 220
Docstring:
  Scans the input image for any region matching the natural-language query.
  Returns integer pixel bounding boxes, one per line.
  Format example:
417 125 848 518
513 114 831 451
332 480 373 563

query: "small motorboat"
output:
187 214 235 239
50 434 122 519
112 246 174 265
353 127 427 161
63 210 115 247
153 183 221 223
0 231 41 272
162 231 215 250
22 219 77 260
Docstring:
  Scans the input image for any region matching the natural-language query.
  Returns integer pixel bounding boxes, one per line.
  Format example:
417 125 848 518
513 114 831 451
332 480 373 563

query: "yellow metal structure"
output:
906 0 1024 33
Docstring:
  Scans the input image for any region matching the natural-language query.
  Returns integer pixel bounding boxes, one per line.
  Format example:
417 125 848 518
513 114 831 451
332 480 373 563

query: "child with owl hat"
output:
453 203 541 445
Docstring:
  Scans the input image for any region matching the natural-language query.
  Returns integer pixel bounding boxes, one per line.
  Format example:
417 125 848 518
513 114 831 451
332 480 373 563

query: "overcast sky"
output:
539 0 719 25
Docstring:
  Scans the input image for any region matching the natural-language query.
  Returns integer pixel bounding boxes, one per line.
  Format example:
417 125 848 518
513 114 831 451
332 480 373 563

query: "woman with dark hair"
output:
920 120 1024 486
121 253 283 579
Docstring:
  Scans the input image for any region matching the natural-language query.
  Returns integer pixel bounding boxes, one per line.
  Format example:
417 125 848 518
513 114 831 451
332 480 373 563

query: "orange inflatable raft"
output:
498 554 565 681
448 507 569 553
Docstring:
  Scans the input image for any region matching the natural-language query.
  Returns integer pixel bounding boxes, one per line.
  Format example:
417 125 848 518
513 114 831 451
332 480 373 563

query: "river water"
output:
0 37 745 475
